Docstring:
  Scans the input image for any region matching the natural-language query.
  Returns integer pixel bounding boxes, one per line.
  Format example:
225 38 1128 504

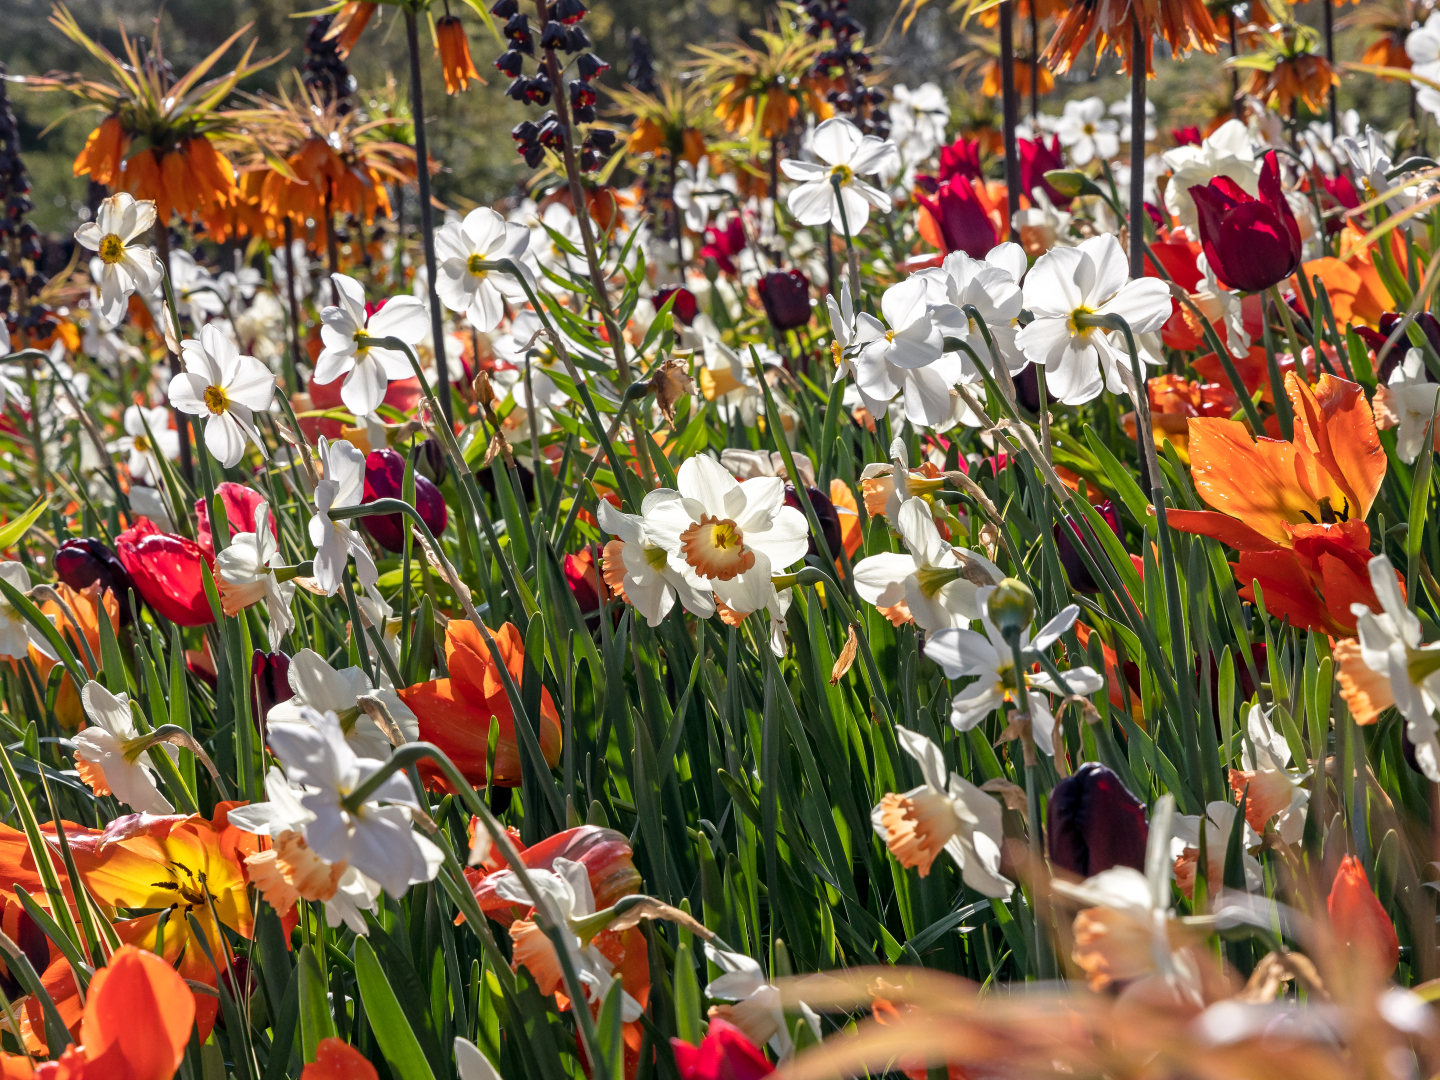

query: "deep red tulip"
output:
757 269 811 330
563 545 602 614
250 651 293 733
115 518 214 627
917 178 997 258
196 482 277 559
671 1019 773 1080
1047 762 1148 878
1171 125 1202 147
701 217 746 276
361 448 449 553
937 135 983 183
783 484 842 559
1019 135 1069 207
1327 854 1399 976
54 538 137 623
1189 151 1301 293
1053 501 1121 595
655 286 698 326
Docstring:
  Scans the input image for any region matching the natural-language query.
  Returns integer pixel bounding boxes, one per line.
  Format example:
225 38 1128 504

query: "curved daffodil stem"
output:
325 497 566 825
1005 631 1056 979
341 740 611 1080
830 174 862 297
154 229 195 488
960 305 1021 412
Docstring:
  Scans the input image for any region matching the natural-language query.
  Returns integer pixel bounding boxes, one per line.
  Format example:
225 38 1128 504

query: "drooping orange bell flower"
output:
397 621 562 792
1168 372 1385 550
1044 0 1218 75
0 811 253 1048
1327 855 1399 977
73 115 126 188
328 2 378 59
301 1038 379 1080
981 58 1055 99
436 16 482 95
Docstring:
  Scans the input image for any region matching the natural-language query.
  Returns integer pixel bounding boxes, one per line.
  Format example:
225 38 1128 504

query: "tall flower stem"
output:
1127 19 1147 279
1229 15 1242 120
404 5 453 424
152 223 195 487
280 219 302 396
535 0 631 385
1028 2 1040 121
831 175 862 293
999 1 1022 243
1323 0 1337 131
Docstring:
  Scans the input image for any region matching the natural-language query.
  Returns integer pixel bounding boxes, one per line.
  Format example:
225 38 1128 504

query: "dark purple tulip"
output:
251 651 293 734
417 437 448 487
757 269 812 331
54 537 137 623
1013 363 1041 414
0 903 49 1000
1054 501 1121 594
362 448 450 553
784 484 842 560
1047 762 1148 879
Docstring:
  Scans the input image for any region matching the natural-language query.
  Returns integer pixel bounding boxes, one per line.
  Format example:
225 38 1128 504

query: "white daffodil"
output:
921 243 1029 374
527 202 589 279
74 681 175 814
849 276 961 428
697 335 763 425
455 1039 503 1080
673 158 735 233
1015 233 1172 406
267 707 443 898
704 944 821 1058
781 117 897 234
643 454 809 614
168 323 275 468
216 502 296 651
316 274 430 417
826 279 858 380
1161 119 1258 232
108 404 179 485
925 594 1103 756
1054 96 1119 166
168 250 225 326
596 495 716 627
1340 555 1440 780
226 766 382 934
490 857 644 1020
852 497 1002 632
856 439 948 523
309 436 379 596
1230 703 1309 844
435 207 534 333
268 647 418 760
74 193 164 326
872 725 1011 896
1375 348 1440 463
1188 252 1250 359
1012 187 1075 256
1172 800 1264 891
0 562 56 662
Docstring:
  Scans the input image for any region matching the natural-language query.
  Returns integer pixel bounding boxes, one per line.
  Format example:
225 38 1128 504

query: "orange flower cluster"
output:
437 16 482 95
1044 0 1219 75
260 138 395 231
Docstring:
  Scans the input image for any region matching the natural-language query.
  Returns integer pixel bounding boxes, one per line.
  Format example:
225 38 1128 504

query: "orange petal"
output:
1165 508 1278 551
1286 373 1385 523
302 1037 379 1080
81 945 194 1080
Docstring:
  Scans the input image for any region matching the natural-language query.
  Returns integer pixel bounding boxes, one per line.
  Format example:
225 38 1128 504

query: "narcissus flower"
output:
0 563 55 663
853 492 1002 632
848 277 960 429
73 193 164 327
871 725 1011 896
1016 234 1172 405
397 620 562 791
781 117 896 234
267 647 416 760
216 502 295 650
74 681 174 814
109 405 179 485
309 437 378 596
435 208 534 333
1189 151 1301 293
316 275 430 417
197 482 274 559
115 518 214 627
1373 348 1440 464
704 944 820 1059
168 324 276 468
597 495 715 626
436 15 481 95
268 706 443 898
467 825 640 920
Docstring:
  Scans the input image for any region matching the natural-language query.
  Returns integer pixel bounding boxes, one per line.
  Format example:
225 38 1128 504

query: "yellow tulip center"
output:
98 234 126 264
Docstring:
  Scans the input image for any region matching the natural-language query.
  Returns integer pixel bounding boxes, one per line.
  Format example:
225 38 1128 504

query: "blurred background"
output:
3 0 1414 236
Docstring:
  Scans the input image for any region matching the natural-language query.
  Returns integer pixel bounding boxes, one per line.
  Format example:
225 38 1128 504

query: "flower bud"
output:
757 269 812 331
1327 854 1398 976
1053 501 1120 594
361 449 450 553
250 651 293 735
54 538 137 623
654 286 697 327
1042 169 1098 199
985 577 1035 642
1047 762 1148 878
783 484 842 560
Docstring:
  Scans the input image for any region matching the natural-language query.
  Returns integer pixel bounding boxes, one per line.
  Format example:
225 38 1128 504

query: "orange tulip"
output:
397 621 562 792
1231 519 1392 636
437 16 481 95
1327 855 1399 977
830 478 863 560
24 583 118 729
1168 372 1385 550
302 1038 379 1080
466 825 641 924
73 116 126 187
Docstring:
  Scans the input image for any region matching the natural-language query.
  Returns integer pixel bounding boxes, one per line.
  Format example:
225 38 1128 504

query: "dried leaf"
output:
608 896 714 940
830 625 858 685
981 777 1028 817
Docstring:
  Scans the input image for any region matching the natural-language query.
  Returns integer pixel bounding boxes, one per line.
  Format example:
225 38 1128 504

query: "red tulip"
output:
937 135 983 183
1171 125 1202 147
361 449 449 553
700 218 746 276
468 825 641 922
671 1019 773 1080
1189 151 1301 293
115 518 214 627
196 483 275 559
563 545 602 614
1327 854 1398 976
655 286 698 326
757 270 811 331
300 372 422 442
1019 135 1068 208
917 178 997 258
